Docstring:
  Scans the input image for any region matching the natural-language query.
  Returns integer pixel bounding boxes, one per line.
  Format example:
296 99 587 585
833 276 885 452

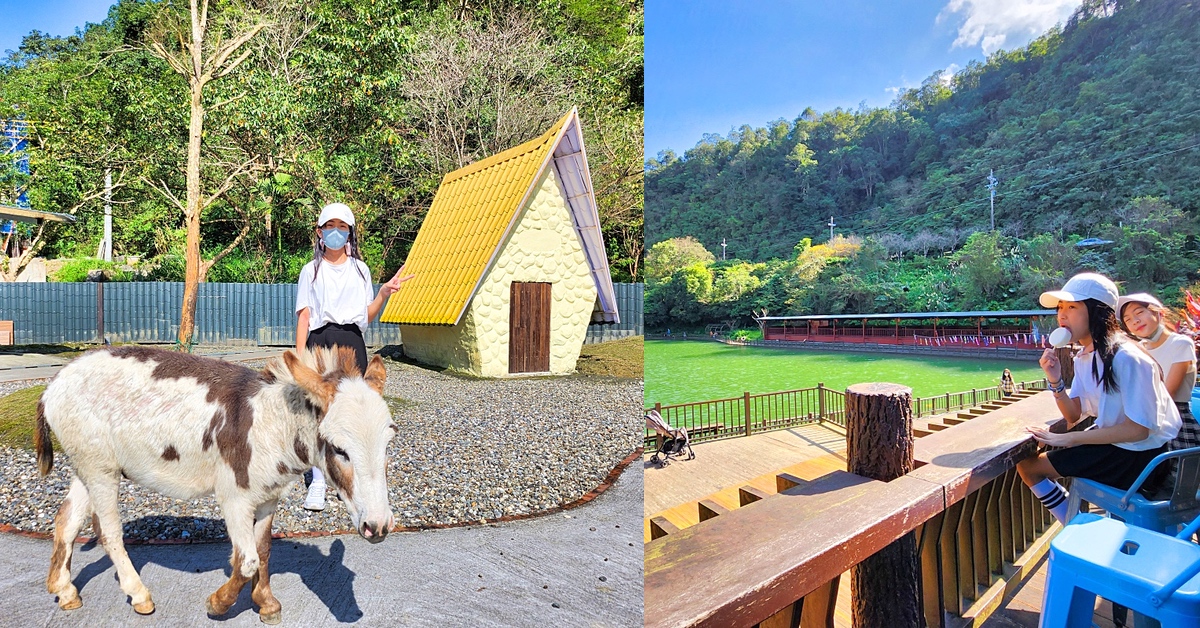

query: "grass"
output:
0 384 57 451
576 336 643 378
646 340 1046 406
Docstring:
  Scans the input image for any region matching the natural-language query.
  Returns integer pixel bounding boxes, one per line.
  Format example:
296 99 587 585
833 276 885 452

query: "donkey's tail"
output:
35 399 53 477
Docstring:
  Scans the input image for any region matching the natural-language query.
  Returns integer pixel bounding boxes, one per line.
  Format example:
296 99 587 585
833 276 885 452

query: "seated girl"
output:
1118 292 1200 451
1017 273 1181 524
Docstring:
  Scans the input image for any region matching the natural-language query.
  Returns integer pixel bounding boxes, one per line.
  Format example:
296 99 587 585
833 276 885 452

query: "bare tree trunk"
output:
179 74 205 350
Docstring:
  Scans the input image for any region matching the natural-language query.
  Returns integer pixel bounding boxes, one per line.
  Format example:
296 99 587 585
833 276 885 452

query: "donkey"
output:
34 345 397 624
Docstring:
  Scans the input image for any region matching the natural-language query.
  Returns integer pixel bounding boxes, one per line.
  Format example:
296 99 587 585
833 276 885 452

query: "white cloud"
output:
938 0 1081 55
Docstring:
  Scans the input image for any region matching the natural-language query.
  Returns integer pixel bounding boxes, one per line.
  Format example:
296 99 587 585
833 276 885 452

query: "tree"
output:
645 236 714 283
144 0 268 349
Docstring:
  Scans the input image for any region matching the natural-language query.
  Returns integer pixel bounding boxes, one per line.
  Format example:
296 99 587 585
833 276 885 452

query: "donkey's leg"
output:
207 500 259 616
46 476 93 610
88 473 155 614
249 500 281 624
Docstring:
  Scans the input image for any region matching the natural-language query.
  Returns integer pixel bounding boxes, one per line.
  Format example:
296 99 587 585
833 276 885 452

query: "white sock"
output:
1030 478 1070 524
310 467 325 487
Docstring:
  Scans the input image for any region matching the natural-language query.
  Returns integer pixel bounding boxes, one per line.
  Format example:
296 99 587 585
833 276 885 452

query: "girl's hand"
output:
381 264 416 297
1039 348 1062 382
1026 425 1074 447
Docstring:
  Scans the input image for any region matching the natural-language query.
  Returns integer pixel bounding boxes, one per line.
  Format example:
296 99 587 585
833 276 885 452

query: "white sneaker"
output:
303 481 327 511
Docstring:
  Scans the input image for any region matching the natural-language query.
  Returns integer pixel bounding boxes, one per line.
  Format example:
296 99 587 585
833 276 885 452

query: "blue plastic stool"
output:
1065 447 1200 535
1041 513 1200 627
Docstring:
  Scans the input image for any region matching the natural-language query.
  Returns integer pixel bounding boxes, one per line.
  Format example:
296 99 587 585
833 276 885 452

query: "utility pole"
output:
987 169 998 232
102 168 112 262
721 237 727 261
828 215 837 241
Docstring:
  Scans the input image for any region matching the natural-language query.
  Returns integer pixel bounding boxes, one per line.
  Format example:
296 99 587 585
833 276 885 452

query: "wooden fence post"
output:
846 383 920 628
654 402 663 451
817 382 826 420
744 392 752 437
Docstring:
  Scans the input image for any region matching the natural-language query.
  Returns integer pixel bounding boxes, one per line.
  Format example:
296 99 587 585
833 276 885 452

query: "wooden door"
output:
509 282 551 373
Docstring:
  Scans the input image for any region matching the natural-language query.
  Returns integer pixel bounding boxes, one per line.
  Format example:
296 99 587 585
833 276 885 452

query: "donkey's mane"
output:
262 345 362 386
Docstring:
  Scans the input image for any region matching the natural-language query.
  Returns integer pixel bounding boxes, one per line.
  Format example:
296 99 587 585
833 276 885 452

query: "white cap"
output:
1117 292 1164 316
1039 272 1118 310
317 202 355 227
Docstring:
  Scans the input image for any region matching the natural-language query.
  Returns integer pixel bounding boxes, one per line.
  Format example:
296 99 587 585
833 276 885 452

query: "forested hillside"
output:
1 0 643 283
645 0 1197 261
643 0 1200 328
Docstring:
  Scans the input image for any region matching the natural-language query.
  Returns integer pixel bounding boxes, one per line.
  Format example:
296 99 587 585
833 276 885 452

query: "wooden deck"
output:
644 421 848 516
981 539 1120 628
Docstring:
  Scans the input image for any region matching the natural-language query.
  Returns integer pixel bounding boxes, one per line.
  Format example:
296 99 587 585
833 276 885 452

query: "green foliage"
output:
2 0 643 283
50 258 131 282
645 236 714 282
645 0 1200 265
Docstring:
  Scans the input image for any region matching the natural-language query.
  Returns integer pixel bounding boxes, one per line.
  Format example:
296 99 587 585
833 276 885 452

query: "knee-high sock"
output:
1030 478 1070 524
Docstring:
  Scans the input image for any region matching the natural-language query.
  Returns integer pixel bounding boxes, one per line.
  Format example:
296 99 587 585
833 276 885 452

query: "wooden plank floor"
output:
644 422 848 516
981 553 1119 628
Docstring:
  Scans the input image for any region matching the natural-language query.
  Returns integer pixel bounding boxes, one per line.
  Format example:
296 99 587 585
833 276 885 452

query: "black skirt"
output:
306 322 367 374
1047 442 1168 491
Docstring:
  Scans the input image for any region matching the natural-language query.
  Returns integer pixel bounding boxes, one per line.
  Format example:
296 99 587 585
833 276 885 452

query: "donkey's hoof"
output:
207 595 233 617
58 596 83 611
260 610 282 625
133 600 155 615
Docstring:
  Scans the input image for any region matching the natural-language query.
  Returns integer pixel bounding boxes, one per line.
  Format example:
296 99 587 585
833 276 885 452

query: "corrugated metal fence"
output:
0 282 644 346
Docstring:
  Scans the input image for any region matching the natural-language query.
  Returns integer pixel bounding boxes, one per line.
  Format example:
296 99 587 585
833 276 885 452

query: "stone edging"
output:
0 447 643 545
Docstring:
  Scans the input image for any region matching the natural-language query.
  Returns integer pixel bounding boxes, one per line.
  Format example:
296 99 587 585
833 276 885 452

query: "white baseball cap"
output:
1117 292 1165 316
317 202 355 227
1039 272 1119 310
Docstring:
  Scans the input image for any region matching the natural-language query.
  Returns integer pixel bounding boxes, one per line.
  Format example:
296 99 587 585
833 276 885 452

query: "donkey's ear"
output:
284 350 337 410
364 355 386 395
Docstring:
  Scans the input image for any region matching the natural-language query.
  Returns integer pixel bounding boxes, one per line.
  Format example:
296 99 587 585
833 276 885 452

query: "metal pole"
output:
103 169 112 262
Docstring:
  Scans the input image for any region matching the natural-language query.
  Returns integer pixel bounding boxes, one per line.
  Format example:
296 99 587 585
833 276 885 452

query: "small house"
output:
380 109 619 377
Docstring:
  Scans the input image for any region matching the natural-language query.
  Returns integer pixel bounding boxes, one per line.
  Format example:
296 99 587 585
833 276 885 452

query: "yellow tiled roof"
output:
379 111 572 325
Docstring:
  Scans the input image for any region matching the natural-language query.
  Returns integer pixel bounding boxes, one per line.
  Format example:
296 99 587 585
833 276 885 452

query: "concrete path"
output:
0 348 286 384
0 467 642 627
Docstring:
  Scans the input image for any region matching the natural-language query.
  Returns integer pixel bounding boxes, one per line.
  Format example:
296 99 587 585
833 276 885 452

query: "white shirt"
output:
1143 332 1197 403
1068 341 1181 451
295 258 373 333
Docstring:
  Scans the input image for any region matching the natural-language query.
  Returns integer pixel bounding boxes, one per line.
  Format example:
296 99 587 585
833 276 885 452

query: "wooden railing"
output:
646 380 1047 447
644 391 1064 628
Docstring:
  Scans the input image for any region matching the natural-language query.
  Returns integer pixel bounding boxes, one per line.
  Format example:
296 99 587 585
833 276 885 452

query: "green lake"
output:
645 340 1047 406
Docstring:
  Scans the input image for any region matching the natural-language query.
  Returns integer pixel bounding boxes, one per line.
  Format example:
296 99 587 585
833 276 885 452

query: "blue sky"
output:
0 0 114 55
646 0 1083 158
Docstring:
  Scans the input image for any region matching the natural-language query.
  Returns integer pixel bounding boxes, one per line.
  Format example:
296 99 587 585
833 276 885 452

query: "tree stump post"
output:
846 382 920 628
1056 346 1076 387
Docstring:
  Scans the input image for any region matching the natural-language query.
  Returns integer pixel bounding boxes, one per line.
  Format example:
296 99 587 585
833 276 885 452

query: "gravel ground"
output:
0 358 641 542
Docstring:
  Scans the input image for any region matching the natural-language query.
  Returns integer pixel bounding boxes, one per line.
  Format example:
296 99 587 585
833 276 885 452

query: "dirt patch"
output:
575 336 643 378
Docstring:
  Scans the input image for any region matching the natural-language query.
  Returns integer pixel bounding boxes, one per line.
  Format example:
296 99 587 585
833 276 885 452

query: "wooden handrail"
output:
644 391 1061 628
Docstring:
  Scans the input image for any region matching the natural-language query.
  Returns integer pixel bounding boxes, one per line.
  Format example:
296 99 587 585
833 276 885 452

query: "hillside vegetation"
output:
644 0 1200 327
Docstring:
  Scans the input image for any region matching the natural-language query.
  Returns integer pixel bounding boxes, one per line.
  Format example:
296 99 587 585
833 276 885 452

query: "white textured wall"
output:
401 166 597 377
471 166 596 376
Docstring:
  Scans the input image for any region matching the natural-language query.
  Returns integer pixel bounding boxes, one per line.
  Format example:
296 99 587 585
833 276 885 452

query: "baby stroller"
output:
645 410 694 467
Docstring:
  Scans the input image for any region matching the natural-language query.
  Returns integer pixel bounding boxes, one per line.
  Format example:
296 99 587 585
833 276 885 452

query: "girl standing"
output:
295 202 412 510
1017 273 1181 524
1000 368 1016 397
1118 292 1200 450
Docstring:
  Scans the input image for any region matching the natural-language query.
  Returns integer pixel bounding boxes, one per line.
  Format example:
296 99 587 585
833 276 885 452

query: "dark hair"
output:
1085 298 1122 394
313 225 367 282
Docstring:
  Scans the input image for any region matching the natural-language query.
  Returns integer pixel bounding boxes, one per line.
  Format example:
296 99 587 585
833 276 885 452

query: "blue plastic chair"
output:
1041 512 1200 627
1065 447 1200 535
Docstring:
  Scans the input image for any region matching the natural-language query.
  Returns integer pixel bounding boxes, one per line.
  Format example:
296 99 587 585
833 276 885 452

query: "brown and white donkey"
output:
35 345 397 624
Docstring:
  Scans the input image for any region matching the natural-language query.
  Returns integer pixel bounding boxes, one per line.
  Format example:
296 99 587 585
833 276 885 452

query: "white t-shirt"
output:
1143 332 1197 403
1068 341 1181 451
295 258 373 333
